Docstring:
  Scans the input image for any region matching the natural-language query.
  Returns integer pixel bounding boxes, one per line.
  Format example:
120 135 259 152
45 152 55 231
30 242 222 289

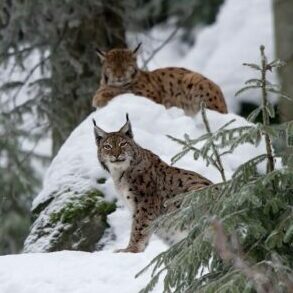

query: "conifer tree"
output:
139 46 293 293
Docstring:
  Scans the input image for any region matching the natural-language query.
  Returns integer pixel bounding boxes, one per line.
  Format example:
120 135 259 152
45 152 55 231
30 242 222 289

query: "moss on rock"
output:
25 185 117 252
50 189 115 224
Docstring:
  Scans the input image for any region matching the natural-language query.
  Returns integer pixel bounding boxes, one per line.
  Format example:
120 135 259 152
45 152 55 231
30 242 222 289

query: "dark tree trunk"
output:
50 0 126 155
273 0 293 164
273 0 293 123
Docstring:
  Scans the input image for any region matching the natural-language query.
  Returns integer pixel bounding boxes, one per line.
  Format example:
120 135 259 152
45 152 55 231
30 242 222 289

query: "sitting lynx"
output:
93 114 213 253
92 44 227 116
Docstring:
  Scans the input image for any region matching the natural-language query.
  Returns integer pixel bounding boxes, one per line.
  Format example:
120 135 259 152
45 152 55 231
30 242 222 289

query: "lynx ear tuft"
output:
119 114 133 138
95 48 105 61
132 43 142 55
93 119 106 143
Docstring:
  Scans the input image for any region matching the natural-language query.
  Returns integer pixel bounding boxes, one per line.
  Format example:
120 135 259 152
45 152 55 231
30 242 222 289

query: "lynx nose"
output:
110 154 125 162
118 154 125 160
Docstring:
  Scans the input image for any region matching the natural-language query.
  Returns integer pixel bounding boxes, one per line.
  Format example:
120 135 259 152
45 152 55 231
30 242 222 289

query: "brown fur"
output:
93 115 213 253
92 47 228 116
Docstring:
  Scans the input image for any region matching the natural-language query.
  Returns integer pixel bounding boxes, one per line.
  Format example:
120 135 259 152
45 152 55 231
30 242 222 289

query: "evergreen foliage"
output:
138 46 293 293
0 96 49 254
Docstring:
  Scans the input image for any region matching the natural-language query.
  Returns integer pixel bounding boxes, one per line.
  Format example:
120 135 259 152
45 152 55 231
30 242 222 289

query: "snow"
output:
0 247 166 293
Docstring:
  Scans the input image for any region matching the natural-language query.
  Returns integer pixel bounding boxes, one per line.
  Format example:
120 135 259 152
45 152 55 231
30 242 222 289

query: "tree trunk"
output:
273 0 293 122
50 0 126 155
273 0 293 165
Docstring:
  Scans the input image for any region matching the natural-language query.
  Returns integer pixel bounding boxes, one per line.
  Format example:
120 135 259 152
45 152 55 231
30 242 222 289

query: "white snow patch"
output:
0 248 166 293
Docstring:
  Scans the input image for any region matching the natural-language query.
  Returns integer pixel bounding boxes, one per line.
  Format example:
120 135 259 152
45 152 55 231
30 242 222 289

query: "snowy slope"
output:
0 247 166 293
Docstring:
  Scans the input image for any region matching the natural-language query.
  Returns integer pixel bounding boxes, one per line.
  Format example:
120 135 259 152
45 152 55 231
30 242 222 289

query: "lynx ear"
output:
95 48 106 61
132 43 142 56
119 113 133 138
92 119 106 143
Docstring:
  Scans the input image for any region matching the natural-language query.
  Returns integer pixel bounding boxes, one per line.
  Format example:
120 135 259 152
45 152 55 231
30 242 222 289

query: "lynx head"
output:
93 114 137 173
96 43 141 87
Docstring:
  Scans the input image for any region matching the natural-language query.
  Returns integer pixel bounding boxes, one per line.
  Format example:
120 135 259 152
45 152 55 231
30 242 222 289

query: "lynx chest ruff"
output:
114 176 136 212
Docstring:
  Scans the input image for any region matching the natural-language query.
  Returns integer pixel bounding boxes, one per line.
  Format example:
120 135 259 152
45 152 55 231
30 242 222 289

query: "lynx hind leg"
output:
182 73 227 114
115 205 154 253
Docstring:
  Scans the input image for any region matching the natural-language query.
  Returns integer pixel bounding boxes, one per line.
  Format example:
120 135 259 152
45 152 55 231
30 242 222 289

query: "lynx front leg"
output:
115 205 154 253
92 86 127 108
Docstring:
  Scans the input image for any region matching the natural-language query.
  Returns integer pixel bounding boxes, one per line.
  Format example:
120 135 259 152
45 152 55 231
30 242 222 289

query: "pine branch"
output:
200 102 226 182
211 218 274 293
259 45 275 173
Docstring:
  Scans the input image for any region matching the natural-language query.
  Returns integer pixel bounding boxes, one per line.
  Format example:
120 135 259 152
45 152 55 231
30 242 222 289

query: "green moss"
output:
50 189 116 224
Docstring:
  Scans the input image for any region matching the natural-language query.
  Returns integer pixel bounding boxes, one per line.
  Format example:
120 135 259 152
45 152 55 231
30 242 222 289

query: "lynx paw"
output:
92 93 110 108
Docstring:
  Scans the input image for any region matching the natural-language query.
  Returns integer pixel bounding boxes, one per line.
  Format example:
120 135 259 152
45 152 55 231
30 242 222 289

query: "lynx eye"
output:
119 141 127 147
103 144 112 150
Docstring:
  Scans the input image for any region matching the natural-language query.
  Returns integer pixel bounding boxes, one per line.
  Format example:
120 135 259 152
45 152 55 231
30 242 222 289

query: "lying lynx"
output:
93 114 213 253
92 44 227 116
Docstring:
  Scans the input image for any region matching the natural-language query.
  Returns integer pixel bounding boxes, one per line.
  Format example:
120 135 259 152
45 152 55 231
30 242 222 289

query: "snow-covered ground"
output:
0 246 166 293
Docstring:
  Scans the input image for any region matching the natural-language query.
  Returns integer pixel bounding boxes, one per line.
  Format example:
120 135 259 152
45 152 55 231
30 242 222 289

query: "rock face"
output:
24 188 116 252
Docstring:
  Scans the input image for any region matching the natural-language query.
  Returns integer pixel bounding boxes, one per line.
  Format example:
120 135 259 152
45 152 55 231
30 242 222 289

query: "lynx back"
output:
93 44 228 116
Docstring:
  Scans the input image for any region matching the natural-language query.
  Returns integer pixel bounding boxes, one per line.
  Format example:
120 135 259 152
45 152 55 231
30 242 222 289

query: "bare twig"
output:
0 43 45 59
142 26 181 68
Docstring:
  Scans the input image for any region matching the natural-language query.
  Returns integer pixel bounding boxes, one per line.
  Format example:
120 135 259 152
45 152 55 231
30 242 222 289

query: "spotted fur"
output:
93 115 213 253
92 45 228 116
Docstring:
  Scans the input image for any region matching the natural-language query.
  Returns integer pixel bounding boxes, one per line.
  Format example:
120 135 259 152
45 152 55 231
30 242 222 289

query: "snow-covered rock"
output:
24 94 267 252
